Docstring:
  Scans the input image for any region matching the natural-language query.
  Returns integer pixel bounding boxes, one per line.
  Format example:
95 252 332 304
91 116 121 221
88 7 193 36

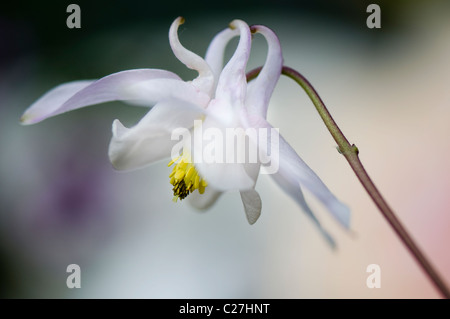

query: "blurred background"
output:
1 0 449 298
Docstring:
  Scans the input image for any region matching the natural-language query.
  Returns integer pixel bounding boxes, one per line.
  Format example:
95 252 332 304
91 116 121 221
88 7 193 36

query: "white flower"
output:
21 17 350 245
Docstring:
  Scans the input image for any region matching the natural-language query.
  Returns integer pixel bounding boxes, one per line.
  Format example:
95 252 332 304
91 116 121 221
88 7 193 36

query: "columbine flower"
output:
21 17 350 245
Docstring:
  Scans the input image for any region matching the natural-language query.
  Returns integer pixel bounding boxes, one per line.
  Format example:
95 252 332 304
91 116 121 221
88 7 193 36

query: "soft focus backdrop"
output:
1 0 449 298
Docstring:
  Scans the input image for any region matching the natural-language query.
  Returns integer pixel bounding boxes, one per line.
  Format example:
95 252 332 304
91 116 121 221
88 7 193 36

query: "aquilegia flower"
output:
21 17 350 246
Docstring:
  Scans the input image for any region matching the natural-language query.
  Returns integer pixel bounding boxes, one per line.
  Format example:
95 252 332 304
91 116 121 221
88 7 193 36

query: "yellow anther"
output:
167 156 179 167
168 151 207 201
194 175 200 189
185 166 195 180
178 161 188 170
175 169 185 180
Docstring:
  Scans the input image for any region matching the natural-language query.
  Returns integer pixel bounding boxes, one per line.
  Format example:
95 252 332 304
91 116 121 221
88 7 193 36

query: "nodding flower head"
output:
21 17 350 247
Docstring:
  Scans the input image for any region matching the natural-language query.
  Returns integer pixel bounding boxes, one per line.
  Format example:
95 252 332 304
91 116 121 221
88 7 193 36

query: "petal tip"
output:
111 119 126 137
247 215 259 225
108 148 126 171
324 233 337 250
329 200 351 229
177 16 185 25
109 160 121 171
229 19 243 30
19 112 40 125
109 119 128 170
241 190 262 225
19 114 30 125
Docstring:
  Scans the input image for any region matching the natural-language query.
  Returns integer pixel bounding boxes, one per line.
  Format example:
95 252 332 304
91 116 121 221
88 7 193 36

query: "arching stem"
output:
247 65 450 299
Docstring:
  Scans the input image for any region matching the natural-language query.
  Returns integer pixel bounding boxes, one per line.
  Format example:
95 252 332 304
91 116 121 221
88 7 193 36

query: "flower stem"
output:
247 66 450 299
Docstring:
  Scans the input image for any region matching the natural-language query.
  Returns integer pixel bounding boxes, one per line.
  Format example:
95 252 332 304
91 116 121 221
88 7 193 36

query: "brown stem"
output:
247 65 450 299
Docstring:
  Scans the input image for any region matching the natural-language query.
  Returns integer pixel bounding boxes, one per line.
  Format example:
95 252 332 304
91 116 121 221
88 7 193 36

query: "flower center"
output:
168 152 208 202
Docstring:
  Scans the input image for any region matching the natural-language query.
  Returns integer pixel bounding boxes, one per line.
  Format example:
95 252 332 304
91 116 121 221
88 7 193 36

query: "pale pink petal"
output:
245 114 350 232
192 108 259 192
204 27 239 89
271 172 336 248
273 135 351 229
20 81 94 124
169 17 214 95
214 19 251 106
109 99 206 170
20 69 185 125
245 25 283 118
125 78 210 107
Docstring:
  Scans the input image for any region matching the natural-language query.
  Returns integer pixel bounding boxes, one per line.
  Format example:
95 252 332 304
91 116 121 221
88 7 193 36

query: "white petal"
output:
214 20 251 106
271 172 336 248
20 80 93 124
245 25 283 119
169 17 214 95
20 69 184 125
204 28 239 89
109 99 206 170
196 162 256 192
187 186 222 210
192 111 258 192
125 78 210 107
240 189 262 225
275 138 351 229
248 116 351 229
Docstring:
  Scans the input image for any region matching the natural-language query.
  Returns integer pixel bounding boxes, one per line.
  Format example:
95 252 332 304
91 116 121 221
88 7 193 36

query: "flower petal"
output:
192 110 258 192
274 137 351 229
169 17 214 95
271 172 337 248
214 19 251 106
195 161 256 192
109 98 206 170
125 77 210 107
20 80 94 124
246 25 283 119
240 189 262 225
187 186 222 210
204 27 239 90
20 69 186 125
247 115 351 229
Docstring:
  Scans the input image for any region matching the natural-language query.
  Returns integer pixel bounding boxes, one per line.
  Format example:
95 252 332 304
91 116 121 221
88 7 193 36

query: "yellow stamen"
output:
185 166 195 180
175 169 185 180
168 151 207 201
167 156 180 167
194 175 200 189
